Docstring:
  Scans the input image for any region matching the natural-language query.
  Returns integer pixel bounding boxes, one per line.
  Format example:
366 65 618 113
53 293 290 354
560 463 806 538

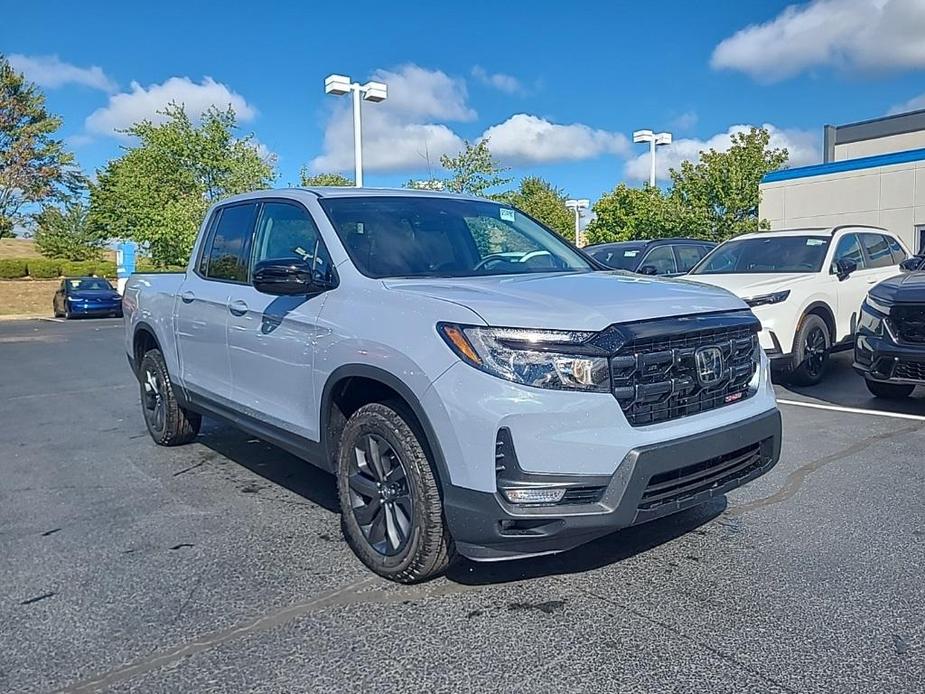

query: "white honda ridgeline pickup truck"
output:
124 187 781 583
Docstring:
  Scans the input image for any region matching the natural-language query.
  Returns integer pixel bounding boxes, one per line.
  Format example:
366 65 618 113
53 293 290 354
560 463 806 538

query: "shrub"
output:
60 260 96 277
96 261 117 278
0 259 28 279
27 259 63 279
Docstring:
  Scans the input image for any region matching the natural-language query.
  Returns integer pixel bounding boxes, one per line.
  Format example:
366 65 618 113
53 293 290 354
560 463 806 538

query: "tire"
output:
865 378 915 399
53 303 62 318
789 313 831 386
64 306 72 320
138 348 201 446
336 402 456 583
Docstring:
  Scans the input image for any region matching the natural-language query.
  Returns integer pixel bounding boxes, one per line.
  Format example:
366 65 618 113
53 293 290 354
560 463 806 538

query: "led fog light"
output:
501 488 566 505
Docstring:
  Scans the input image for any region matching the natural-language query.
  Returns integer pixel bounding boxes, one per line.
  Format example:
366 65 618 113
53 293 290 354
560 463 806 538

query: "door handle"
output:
228 299 248 317
180 291 195 303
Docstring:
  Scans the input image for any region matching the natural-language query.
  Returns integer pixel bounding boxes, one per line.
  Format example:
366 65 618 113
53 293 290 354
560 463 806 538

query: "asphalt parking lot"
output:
1 318 924 693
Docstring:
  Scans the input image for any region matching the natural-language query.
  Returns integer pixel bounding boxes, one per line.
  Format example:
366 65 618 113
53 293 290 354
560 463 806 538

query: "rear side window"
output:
860 233 894 269
203 203 258 282
832 234 865 272
886 235 907 264
674 245 707 273
639 245 677 275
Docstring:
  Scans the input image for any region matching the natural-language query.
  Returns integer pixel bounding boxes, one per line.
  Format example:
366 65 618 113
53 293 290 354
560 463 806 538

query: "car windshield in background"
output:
68 278 113 291
319 197 594 279
587 245 645 270
691 236 830 275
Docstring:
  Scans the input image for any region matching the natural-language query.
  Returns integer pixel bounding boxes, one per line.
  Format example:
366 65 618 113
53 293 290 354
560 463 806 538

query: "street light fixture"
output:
565 199 590 247
324 74 389 187
632 129 672 188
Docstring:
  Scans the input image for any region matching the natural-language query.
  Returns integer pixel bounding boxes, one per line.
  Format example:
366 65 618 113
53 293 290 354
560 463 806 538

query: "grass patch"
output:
0 238 116 261
0 280 59 316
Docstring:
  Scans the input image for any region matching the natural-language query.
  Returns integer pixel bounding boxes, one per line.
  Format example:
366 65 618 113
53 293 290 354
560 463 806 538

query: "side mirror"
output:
900 256 924 273
833 258 857 281
639 265 659 276
253 259 334 296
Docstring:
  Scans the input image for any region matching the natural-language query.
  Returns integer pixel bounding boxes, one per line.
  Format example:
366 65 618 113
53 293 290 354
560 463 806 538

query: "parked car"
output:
688 225 909 385
124 188 781 583
854 268 925 399
53 276 123 319
584 238 716 276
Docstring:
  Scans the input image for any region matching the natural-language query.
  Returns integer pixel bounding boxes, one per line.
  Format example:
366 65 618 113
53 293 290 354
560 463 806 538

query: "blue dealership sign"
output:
116 241 137 279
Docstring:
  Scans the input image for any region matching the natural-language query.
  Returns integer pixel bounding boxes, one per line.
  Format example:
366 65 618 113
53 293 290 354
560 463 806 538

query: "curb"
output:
0 314 53 321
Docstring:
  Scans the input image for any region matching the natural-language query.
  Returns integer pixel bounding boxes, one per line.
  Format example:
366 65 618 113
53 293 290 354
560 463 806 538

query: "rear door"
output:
860 232 903 285
225 200 335 442
175 202 258 402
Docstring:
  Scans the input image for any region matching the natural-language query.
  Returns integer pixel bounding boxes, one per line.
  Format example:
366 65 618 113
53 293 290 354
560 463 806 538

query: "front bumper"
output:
854 333 925 384
69 301 123 316
444 408 782 561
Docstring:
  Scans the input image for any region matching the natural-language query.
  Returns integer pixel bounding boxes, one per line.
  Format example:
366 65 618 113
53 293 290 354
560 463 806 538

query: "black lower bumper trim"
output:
854 334 925 384
444 408 782 561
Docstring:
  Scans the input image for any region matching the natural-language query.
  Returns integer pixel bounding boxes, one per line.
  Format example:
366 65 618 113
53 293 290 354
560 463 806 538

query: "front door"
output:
175 202 258 402
226 200 335 442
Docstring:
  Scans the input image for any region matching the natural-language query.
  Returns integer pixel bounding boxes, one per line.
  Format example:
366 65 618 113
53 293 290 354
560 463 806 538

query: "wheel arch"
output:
132 322 161 376
798 301 837 345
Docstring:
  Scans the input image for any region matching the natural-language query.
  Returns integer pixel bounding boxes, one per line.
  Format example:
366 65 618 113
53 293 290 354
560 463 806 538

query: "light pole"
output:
324 74 388 187
565 199 589 247
632 129 672 188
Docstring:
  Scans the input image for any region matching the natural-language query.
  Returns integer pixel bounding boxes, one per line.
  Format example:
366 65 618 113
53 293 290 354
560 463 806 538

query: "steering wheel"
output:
473 254 510 272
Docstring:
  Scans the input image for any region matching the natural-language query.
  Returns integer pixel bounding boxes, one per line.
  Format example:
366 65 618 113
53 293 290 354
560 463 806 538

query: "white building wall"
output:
759 159 925 252
834 131 925 161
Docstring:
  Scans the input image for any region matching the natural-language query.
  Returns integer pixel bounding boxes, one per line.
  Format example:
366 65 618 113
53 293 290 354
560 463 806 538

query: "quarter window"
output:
860 233 894 269
832 234 865 272
204 204 258 282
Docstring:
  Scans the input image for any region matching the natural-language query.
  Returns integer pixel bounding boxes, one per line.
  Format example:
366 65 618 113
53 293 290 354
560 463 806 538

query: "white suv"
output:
689 225 909 385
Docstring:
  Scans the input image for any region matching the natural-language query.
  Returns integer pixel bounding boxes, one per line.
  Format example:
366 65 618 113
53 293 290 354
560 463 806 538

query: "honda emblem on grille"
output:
694 346 725 386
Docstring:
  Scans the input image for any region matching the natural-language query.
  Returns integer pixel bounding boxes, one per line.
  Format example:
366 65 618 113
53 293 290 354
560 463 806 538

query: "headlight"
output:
744 290 790 307
865 295 892 316
860 296 895 339
437 323 611 392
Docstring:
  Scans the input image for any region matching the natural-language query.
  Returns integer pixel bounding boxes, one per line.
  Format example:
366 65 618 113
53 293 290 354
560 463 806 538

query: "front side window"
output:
860 233 894 269
832 233 865 272
204 203 258 282
319 197 593 279
252 202 333 281
639 245 677 274
674 245 707 273
692 236 830 275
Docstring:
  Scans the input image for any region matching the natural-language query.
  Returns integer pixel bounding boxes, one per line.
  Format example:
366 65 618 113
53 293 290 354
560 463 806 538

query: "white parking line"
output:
778 398 925 422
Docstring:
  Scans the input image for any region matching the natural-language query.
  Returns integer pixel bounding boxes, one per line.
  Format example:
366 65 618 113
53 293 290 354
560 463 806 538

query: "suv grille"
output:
894 360 925 381
605 314 760 427
892 305 925 344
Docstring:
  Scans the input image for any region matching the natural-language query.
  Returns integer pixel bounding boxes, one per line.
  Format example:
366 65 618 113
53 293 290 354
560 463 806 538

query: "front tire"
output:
789 314 831 386
138 349 201 446
865 379 915 399
336 402 456 583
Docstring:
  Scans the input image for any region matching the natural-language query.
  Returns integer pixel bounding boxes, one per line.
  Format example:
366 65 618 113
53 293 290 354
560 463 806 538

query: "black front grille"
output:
892 305 925 344
639 442 766 511
894 360 925 381
607 316 760 427
561 486 606 504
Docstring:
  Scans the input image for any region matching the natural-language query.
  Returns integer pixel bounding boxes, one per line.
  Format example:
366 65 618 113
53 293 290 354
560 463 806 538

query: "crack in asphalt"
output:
728 423 923 517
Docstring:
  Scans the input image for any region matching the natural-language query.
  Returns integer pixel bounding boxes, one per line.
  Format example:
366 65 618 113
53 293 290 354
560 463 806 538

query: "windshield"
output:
587 244 645 270
691 236 830 275
319 196 593 279
68 278 113 291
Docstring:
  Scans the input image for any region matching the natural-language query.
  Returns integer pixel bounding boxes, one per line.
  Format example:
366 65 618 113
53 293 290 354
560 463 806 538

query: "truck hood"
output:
870 271 925 304
686 273 817 299
382 271 746 331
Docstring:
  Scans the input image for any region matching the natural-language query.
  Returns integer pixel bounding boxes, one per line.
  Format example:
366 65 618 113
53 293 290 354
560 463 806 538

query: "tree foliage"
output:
440 139 511 196
299 170 353 187
498 177 573 239
89 103 275 266
33 199 108 260
585 185 709 245
0 54 81 237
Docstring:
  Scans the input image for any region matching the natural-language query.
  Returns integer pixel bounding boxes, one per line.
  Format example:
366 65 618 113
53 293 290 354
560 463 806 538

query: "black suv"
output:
854 256 925 398
585 238 716 276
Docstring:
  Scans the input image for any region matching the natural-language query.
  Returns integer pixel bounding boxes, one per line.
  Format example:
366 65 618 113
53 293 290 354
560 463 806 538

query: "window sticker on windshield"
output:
806 238 824 246
499 208 515 222
624 250 639 257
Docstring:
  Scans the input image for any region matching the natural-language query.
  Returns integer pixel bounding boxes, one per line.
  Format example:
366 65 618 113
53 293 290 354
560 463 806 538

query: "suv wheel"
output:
336 402 456 583
865 378 915 399
139 349 201 446
790 314 831 386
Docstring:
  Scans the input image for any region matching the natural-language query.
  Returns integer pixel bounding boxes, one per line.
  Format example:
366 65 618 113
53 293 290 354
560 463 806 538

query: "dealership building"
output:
759 109 925 253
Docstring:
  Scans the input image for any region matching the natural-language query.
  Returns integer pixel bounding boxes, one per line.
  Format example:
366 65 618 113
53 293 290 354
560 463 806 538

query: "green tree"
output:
669 127 788 241
89 103 275 266
440 139 511 196
0 54 81 237
584 184 709 245
499 177 573 238
33 199 108 260
299 170 353 187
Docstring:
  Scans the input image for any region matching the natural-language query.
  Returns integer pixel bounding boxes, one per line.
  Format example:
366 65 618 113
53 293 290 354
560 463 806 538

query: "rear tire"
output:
865 379 915 399
336 402 456 583
139 349 201 446
789 314 831 386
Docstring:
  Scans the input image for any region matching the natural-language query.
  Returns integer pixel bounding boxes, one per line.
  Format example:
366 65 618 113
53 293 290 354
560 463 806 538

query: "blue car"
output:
53 276 123 319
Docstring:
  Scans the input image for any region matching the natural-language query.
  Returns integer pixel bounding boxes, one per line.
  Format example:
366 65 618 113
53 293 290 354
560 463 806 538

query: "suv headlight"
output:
860 295 895 339
437 323 611 392
744 290 790 307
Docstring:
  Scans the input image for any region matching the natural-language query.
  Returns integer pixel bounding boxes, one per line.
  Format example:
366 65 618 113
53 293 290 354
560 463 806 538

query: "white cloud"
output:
85 76 257 137
8 53 116 92
711 0 925 82
888 92 925 115
481 114 629 165
624 124 820 182
471 66 525 95
671 111 698 131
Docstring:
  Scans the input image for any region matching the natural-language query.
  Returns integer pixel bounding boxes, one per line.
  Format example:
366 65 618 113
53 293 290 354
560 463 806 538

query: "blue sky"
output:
4 0 925 201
